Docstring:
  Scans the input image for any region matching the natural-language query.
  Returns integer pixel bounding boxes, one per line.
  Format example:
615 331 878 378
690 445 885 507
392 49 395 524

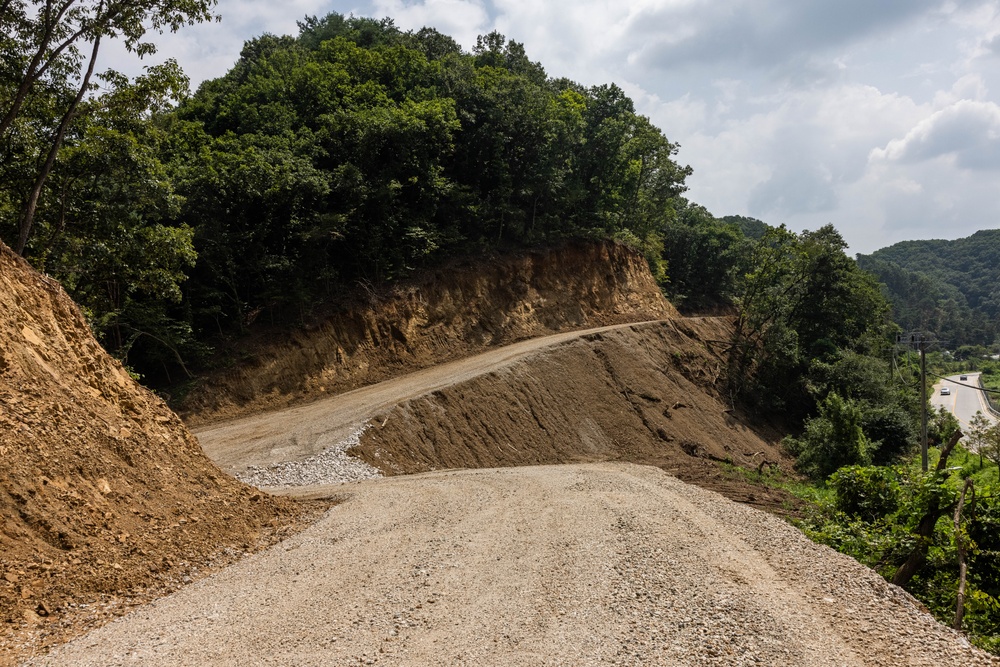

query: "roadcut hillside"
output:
2 240 998 665
0 242 302 665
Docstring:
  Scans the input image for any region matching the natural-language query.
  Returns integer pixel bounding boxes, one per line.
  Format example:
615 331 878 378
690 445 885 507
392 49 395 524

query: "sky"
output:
103 0 1000 255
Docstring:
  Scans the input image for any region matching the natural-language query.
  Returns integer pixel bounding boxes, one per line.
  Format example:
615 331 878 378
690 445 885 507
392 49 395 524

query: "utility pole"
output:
901 333 931 472
919 336 928 472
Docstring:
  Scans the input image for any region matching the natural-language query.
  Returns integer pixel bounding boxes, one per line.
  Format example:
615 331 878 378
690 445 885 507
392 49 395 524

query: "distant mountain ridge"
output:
857 229 1000 346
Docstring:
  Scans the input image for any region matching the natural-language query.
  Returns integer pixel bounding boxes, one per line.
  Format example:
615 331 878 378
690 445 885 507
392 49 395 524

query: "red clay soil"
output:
0 243 301 665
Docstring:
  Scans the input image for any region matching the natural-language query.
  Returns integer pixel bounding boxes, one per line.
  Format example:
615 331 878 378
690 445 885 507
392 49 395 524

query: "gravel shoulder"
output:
26 463 997 667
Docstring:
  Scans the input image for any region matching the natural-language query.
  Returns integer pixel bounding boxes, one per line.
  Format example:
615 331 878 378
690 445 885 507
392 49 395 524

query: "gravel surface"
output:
235 425 383 488
24 463 999 666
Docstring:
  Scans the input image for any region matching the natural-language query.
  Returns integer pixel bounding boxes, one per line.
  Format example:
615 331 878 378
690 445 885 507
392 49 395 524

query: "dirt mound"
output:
181 241 676 426
349 318 796 514
0 243 299 663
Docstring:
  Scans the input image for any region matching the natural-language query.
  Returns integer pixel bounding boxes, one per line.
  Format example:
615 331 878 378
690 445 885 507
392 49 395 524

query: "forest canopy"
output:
1 12 694 381
858 231 1000 348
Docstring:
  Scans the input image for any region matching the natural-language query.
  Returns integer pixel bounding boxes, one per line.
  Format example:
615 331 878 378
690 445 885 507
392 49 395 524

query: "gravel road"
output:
26 463 997 666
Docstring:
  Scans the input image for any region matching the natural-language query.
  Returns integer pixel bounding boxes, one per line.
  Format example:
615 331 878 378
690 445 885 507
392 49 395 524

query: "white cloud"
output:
98 0 340 86
370 0 491 49
872 99 1000 169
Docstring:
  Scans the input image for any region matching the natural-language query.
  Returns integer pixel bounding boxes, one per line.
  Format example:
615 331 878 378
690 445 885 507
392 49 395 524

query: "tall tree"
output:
0 0 217 254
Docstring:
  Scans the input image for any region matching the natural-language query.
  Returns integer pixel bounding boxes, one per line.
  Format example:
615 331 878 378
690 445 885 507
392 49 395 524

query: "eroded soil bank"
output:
349 318 793 512
0 243 300 665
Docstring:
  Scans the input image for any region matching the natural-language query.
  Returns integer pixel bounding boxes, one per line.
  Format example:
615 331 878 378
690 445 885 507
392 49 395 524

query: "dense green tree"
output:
659 201 747 310
0 0 217 254
153 15 692 362
727 224 898 432
784 391 872 479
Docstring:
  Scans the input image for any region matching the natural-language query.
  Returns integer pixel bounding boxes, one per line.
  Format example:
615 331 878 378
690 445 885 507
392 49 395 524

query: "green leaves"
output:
785 392 873 479
728 224 896 421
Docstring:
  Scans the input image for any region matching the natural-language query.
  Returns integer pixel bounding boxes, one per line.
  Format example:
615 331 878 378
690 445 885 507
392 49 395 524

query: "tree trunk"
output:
15 32 100 255
953 478 975 631
0 0 83 141
891 430 963 588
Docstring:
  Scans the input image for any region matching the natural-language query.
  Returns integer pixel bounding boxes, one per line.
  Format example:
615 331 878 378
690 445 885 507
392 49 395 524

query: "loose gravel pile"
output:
25 463 1000 666
235 425 382 488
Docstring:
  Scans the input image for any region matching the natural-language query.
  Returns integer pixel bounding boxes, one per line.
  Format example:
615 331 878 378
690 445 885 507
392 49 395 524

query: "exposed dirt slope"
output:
181 241 676 426
0 243 299 664
197 318 796 515
351 317 788 507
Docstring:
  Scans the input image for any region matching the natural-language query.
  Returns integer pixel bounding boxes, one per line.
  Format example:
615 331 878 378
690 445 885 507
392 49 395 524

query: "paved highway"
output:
930 372 997 431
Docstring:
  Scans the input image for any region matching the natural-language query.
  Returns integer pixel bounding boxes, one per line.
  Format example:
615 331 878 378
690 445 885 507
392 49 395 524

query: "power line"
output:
928 371 1000 395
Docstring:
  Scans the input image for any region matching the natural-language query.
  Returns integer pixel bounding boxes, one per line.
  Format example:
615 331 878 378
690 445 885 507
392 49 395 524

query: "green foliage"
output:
784 392 872 479
830 465 901 522
0 0 218 253
0 53 203 375
659 200 749 310
791 448 1000 653
3 11 694 382
150 13 693 376
968 411 1000 470
858 230 1000 347
727 223 896 427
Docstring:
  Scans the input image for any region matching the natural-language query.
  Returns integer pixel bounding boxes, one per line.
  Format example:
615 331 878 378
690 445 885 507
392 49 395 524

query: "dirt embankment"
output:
180 241 676 426
348 318 793 513
0 243 299 663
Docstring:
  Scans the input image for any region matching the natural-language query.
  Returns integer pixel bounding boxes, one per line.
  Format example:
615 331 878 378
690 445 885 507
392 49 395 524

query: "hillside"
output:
348 318 786 506
5 234 999 664
858 230 1000 345
0 242 301 664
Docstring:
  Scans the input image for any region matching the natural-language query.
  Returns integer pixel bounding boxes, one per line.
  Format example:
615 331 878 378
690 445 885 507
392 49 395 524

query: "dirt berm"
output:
180 241 676 426
0 242 300 665
348 317 792 509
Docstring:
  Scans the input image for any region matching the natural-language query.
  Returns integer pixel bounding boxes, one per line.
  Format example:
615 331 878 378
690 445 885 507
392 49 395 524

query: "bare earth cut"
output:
0 244 301 665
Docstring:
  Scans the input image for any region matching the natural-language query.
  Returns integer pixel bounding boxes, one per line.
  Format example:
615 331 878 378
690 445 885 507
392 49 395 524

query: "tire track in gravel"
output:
25 463 999 667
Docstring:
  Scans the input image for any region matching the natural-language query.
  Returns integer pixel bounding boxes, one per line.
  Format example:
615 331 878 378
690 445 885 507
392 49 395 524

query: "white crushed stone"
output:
235 424 382 488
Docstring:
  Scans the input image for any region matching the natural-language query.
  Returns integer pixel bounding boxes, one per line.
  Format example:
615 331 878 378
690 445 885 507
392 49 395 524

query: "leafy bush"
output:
862 405 917 464
829 465 901 522
784 392 871 479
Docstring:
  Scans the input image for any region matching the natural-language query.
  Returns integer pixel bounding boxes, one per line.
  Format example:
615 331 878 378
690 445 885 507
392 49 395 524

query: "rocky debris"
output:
237 426 382 488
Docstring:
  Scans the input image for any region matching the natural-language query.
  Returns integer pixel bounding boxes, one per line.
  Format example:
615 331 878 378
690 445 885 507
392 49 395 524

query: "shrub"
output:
785 392 871 479
829 465 901 522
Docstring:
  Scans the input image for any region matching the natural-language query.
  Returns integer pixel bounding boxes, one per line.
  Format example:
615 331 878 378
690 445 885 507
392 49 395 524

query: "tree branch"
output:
16 29 101 255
